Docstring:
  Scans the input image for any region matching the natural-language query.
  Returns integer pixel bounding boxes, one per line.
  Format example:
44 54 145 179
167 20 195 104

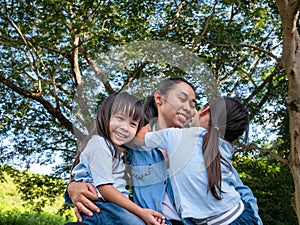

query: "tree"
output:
0 0 299 223
275 0 300 222
0 0 157 177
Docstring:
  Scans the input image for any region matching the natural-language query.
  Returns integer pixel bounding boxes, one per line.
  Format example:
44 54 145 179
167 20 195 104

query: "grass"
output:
0 172 76 225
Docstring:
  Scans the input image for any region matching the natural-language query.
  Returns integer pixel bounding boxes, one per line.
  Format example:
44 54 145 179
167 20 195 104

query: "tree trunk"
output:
276 0 300 223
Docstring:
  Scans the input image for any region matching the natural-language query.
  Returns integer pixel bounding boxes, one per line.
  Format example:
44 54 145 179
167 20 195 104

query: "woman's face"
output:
156 82 196 129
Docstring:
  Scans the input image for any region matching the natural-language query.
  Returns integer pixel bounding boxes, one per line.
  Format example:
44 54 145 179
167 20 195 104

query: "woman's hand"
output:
68 181 99 221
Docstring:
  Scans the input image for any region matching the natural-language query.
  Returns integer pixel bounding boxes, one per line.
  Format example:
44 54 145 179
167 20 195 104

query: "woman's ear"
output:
199 106 210 117
154 91 163 105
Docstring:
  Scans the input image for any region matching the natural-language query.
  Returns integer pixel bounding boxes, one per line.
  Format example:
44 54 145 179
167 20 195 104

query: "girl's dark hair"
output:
144 77 195 123
202 97 249 200
71 92 144 173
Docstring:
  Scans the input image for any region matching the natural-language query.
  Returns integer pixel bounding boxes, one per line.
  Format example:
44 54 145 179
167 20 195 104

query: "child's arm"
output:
134 124 152 145
134 125 180 155
98 184 165 225
232 167 263 225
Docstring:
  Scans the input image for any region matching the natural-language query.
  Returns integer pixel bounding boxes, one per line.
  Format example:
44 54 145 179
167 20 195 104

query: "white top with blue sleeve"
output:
145 127 241 219
72 135 129 199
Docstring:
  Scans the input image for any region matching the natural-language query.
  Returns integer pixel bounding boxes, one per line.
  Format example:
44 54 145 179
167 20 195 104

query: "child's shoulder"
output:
186 126 207 134
219 139 234 159
83 135 113 155
88 135 107 146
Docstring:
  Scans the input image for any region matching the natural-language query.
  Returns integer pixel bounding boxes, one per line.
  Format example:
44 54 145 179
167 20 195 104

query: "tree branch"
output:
167 0 188 31
0 74 85 141
79 44 115 94
5 14 46 84
196 1 218 42
288 0 300 20
242 143 289 166
71 34 93 129
245 65 280 104
120 60 149 91
211 42 281 63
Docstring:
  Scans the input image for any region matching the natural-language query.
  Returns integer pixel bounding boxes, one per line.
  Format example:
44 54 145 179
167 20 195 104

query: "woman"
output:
66 78 262 225
127 78 196 225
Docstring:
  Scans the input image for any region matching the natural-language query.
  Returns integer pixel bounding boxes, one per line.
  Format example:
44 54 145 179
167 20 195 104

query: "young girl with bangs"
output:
70 91 165 225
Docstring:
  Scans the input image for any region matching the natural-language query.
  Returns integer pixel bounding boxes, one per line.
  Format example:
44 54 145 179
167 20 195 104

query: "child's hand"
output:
140 208 165 225
191 109 200 127
134 124 151 145
136 124 151 139
153 215 166 225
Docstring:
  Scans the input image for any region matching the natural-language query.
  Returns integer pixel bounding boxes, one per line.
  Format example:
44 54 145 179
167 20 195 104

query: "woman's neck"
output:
156 119 168 131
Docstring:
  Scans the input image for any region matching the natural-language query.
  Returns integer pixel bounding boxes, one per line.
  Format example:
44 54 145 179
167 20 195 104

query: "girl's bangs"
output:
111 93 143 121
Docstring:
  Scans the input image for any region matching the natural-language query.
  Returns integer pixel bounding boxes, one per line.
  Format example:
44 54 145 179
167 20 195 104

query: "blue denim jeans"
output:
230 202 258 225
81 202 145 225
182 202 258 225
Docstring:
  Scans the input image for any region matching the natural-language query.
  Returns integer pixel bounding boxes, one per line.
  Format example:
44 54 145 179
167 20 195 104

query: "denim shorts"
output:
81 201 145 225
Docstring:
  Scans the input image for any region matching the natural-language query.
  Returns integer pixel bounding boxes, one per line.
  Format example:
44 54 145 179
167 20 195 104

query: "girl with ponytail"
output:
138 97 260 225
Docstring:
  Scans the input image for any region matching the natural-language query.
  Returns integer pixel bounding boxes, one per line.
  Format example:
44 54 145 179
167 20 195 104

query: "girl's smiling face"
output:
109 112 140 146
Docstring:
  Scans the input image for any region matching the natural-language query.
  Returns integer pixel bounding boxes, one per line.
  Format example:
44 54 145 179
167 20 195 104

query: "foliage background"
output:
0 0 299 224
0 165 75 225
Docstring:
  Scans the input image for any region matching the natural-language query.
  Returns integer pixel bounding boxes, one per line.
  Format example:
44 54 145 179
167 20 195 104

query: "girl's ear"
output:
199 106 210 117
154 91 163 105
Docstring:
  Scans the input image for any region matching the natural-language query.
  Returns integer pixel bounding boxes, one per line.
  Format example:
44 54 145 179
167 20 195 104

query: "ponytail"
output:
202 127 222 199
202 97 248 200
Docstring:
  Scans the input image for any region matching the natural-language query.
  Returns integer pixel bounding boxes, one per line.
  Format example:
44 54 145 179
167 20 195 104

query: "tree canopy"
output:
0 0 299 224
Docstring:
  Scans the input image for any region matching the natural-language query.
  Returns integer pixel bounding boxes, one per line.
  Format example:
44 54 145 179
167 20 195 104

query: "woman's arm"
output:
98 184 165 225
67 181 100 221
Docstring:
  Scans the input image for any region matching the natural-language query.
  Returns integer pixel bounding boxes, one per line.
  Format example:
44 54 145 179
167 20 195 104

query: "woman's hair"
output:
71 92 144 173
202 97 249 200
144 77 195 124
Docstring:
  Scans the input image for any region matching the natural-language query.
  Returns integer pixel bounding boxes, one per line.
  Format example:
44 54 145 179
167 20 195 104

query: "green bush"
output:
0 165 75 225
234 154 298 225
0 209 68 225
